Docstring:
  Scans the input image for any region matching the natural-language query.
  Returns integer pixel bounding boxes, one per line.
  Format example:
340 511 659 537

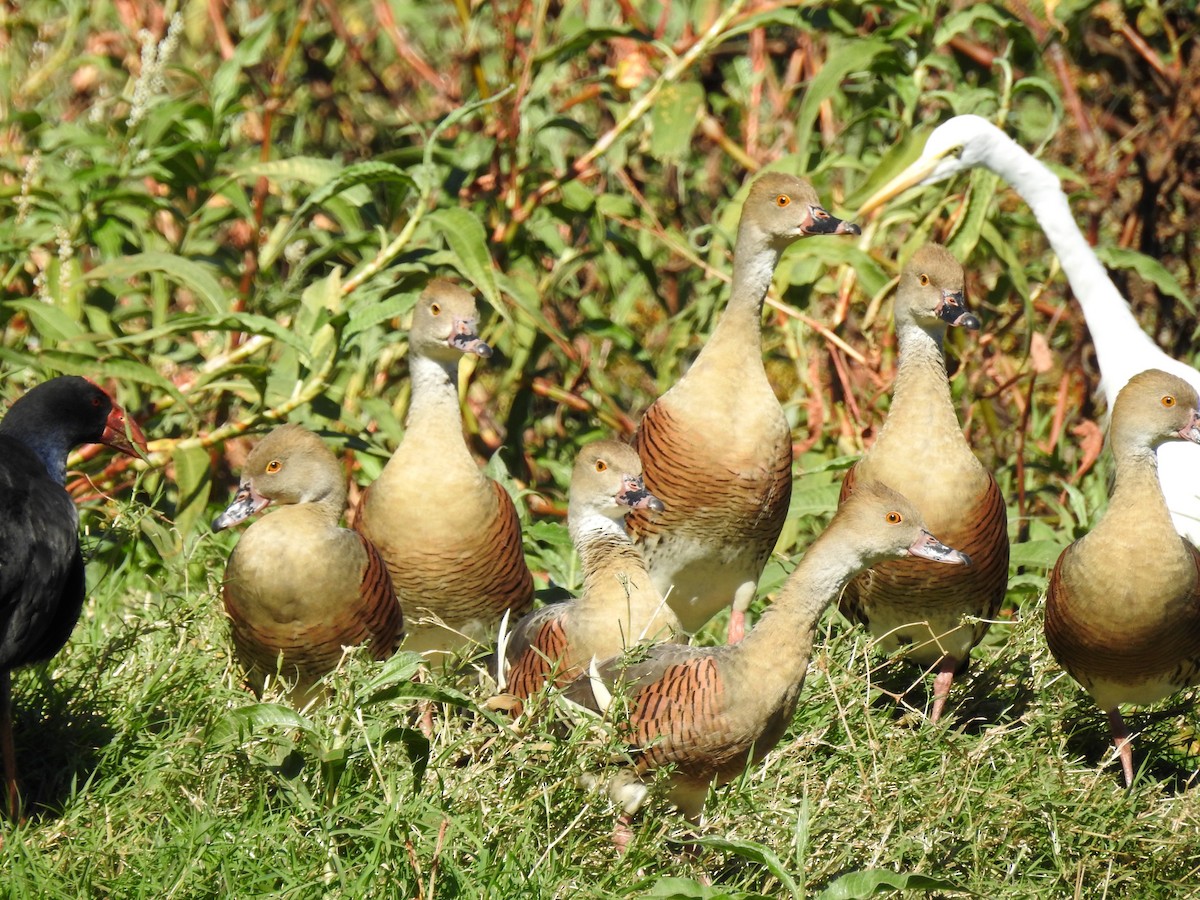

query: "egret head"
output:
858 115 1010 216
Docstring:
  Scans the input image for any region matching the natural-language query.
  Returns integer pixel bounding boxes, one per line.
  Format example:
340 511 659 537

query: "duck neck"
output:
740 525 855 677
875 319 960 445
1077 436 1196 602
694 223 781 367
402 352 476 465
307 480 349 527
1103 439 1177 538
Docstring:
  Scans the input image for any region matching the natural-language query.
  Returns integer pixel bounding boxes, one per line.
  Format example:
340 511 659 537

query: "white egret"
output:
860 115 1200 545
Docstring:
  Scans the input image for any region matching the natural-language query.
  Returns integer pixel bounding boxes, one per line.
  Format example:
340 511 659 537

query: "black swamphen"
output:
0 376 146 819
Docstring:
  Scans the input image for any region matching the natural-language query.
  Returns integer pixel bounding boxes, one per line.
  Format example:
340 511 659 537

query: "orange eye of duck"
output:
594 460 607 473
775 195 790 207
918 274 930 286
886 511 903 524
430 302 441 315
1162 395 1177 408
266 459 282 474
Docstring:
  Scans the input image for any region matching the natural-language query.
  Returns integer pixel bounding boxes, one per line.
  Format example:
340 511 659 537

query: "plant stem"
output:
501 0 750 241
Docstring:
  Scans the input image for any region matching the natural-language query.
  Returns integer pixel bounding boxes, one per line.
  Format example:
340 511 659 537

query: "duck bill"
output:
617 476 664 512
857 153 944 217
936 289 981 330
801 205 861 236
212 482 272 531
101 402 150 459
1179 409 1200 444
908 530 971 566
449 317 493 359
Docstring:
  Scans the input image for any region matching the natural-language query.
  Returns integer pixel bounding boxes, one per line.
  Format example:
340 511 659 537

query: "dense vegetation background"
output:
1 0 1198 896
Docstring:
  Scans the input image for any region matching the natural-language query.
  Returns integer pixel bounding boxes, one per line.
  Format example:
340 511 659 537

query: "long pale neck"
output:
400 353 477 465
740 527 857 673
983 137 1157 405
1102 441 1177 538
874 321 961 447
694 225 781 363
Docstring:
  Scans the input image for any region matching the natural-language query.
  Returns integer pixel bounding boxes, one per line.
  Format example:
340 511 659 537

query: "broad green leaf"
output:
137 514 180 561
846 126 931 208
685 835 801 899
494 270 565 341
3 298 88 343
815 868 963 899
778 243 889 299
948 169 1001 259
361 651 425 696
365 678 498 720
787 481 842 518
649 81 704 163
1061 480 1092 530
428 207 502 313
291 161 415 222
558 178 597 212
308 320 339 373
378 726 432 788
798 454 859 476
241 160 415 266
981 220 1031 302
212 177 256 220
233 12 277 64
1009 540 1066 570
524 520 574 547
0 348 188 409
102 312 308 356
172 444 212 551
645 877 768 900
534 26 647 65
87 252 230 316
210 703 315 745
483 450 532 520
934 6 1011 44
725 5 809 38
257 215 295 271
236 157 373 205
795 37 888 158
209 55 244 117
1013 76 1067 119
301 268 344 320
346 292 419 339
1095 245 1191 308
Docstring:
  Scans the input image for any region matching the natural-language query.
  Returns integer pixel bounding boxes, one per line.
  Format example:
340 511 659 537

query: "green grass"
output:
3 0 1200 896
6 509 1200 897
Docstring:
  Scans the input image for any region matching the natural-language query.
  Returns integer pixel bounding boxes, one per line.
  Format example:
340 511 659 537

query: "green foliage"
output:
2 0 1199 896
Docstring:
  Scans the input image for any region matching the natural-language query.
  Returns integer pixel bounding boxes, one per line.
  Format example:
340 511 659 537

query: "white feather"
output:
887 115 1200 544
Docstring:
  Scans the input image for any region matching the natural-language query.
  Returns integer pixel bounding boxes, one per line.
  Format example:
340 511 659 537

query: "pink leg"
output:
418 701 435 740
412 666 435 739
929 657 957 724
612 813 635 854
726 610 746 644
2 671 19 821
1108 708 1135 787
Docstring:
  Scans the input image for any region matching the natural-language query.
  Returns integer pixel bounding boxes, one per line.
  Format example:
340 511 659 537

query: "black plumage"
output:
0 376 146 819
